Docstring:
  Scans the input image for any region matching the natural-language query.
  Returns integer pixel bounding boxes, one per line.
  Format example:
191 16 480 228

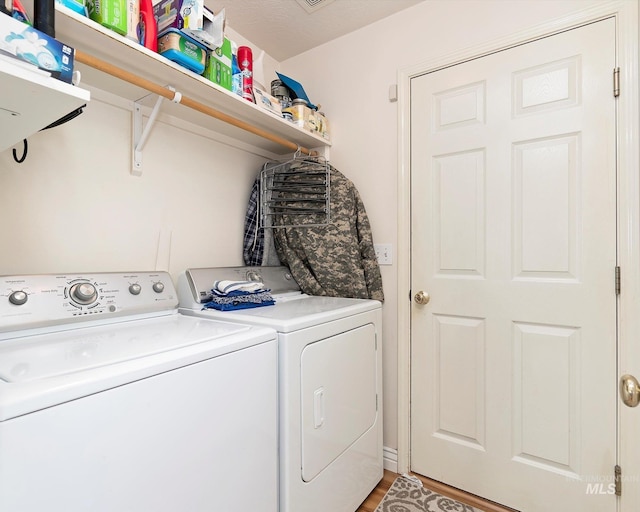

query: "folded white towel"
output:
213 280 265 295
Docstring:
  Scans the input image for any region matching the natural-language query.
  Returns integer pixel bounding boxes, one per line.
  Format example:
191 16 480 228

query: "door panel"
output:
410 18 617 511
301 324 377 482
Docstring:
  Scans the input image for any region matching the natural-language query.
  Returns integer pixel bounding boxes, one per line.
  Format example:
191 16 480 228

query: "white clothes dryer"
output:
178 266 383 512
0 271 278 512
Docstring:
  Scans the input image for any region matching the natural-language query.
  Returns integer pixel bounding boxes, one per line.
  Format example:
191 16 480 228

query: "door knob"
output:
620 374 640 407
414 291 430 305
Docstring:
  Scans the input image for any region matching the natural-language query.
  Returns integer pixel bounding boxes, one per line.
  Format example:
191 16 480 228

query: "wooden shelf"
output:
54 6 331 155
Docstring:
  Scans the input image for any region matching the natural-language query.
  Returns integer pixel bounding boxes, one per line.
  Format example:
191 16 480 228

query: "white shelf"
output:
54 6 331 155
0 55 90 153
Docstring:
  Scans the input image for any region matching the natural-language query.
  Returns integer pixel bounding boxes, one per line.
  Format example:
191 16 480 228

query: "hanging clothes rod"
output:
74 49 316 156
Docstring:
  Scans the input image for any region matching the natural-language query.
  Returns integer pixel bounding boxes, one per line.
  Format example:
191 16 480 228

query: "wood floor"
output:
356 470 398 512
356 470 519 512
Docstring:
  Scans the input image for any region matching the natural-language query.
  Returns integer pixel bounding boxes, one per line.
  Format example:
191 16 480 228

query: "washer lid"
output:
0 314 277 421
0 314 251 383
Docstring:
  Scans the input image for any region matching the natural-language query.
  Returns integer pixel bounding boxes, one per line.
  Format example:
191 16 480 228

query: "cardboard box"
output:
283 102 313 132
125 0 139 42
154 0 203 34
183 6 223 51
315 111 330 140
86 0 127 36
254 86 282 116
282 102 330 140
0 12 75 83
203 36 231 89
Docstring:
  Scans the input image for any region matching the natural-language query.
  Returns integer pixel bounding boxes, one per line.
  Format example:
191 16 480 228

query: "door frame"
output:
396 0 639 508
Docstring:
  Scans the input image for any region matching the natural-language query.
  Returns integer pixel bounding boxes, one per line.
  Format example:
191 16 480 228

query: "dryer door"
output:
300 323 377 482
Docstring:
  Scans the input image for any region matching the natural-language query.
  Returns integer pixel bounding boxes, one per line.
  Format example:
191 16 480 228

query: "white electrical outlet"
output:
374 244 393 265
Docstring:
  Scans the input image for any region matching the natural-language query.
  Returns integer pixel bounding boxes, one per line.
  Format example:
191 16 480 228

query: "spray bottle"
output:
237 45 253 102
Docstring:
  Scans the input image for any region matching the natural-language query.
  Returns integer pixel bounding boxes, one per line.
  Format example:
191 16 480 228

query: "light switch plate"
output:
374 244 392 265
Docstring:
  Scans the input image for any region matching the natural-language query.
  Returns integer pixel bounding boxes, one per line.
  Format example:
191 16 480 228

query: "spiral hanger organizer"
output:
259 151 331 229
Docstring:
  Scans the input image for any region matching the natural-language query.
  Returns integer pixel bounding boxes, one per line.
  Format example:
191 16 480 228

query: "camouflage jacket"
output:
273 162 384 302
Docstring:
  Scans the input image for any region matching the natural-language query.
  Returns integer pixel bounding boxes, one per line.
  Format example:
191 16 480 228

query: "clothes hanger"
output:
258 146 331 228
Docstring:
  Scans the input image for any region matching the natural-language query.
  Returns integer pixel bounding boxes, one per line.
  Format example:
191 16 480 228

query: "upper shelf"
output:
54 6 331 155
0 55 90 153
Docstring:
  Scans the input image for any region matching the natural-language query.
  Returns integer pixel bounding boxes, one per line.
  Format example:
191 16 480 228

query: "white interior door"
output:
410 18 617 511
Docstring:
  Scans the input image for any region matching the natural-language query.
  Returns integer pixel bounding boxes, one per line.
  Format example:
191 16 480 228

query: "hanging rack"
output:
259 150 331 229
73 50 318 174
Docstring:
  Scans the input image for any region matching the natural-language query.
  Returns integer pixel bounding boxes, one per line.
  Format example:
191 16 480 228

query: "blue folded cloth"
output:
212 280 265 295
202 281 275 311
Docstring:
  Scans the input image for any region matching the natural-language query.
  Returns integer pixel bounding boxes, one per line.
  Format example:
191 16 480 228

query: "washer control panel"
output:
0 271 177 335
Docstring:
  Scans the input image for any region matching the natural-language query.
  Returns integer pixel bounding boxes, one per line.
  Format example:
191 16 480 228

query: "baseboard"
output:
383 446 398 473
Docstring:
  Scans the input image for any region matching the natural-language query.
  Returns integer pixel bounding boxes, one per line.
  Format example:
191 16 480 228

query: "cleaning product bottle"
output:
237 45 253 102
12 0 32 23
231 41 242 97
138 0 157 51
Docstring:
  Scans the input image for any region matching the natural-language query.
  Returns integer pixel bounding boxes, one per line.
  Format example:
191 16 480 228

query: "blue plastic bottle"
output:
231 41 242 96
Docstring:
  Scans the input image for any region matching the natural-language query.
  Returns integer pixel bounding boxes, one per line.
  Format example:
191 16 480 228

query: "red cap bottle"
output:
139 0 157 52
237 46 254 102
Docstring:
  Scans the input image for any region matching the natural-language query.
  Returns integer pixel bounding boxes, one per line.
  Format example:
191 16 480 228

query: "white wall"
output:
281 0 607 452
0 91 268 277
0 0 620 459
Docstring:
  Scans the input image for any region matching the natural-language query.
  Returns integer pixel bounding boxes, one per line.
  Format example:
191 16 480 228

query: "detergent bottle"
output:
138 0 157 51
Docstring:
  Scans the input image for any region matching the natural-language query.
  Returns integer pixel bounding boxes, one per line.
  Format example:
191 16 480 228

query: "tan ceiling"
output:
207 0 426 61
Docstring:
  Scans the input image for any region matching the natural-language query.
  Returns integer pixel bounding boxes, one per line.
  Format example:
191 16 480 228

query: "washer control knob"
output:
70 282 98 305
129 283 142 295
246 270 262 282
9 290 28 306
152 282 165 293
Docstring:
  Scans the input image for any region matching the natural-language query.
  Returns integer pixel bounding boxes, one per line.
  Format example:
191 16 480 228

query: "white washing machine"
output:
0 271 278 512
177 266 383 512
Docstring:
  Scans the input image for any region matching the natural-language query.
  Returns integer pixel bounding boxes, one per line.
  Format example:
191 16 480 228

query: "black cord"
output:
12 139 28 163
41 105 86 131
11 105 85 164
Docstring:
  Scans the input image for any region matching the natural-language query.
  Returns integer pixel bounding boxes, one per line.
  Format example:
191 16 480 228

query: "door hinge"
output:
615 266 621 295
615 464 622 496
613 67 620 98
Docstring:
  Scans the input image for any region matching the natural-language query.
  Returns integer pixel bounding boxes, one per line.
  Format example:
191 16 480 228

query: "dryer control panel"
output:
181 266 300 306
0 272 177 337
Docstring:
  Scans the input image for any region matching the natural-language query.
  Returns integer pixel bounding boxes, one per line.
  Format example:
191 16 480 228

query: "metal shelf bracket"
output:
131 87 182 176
